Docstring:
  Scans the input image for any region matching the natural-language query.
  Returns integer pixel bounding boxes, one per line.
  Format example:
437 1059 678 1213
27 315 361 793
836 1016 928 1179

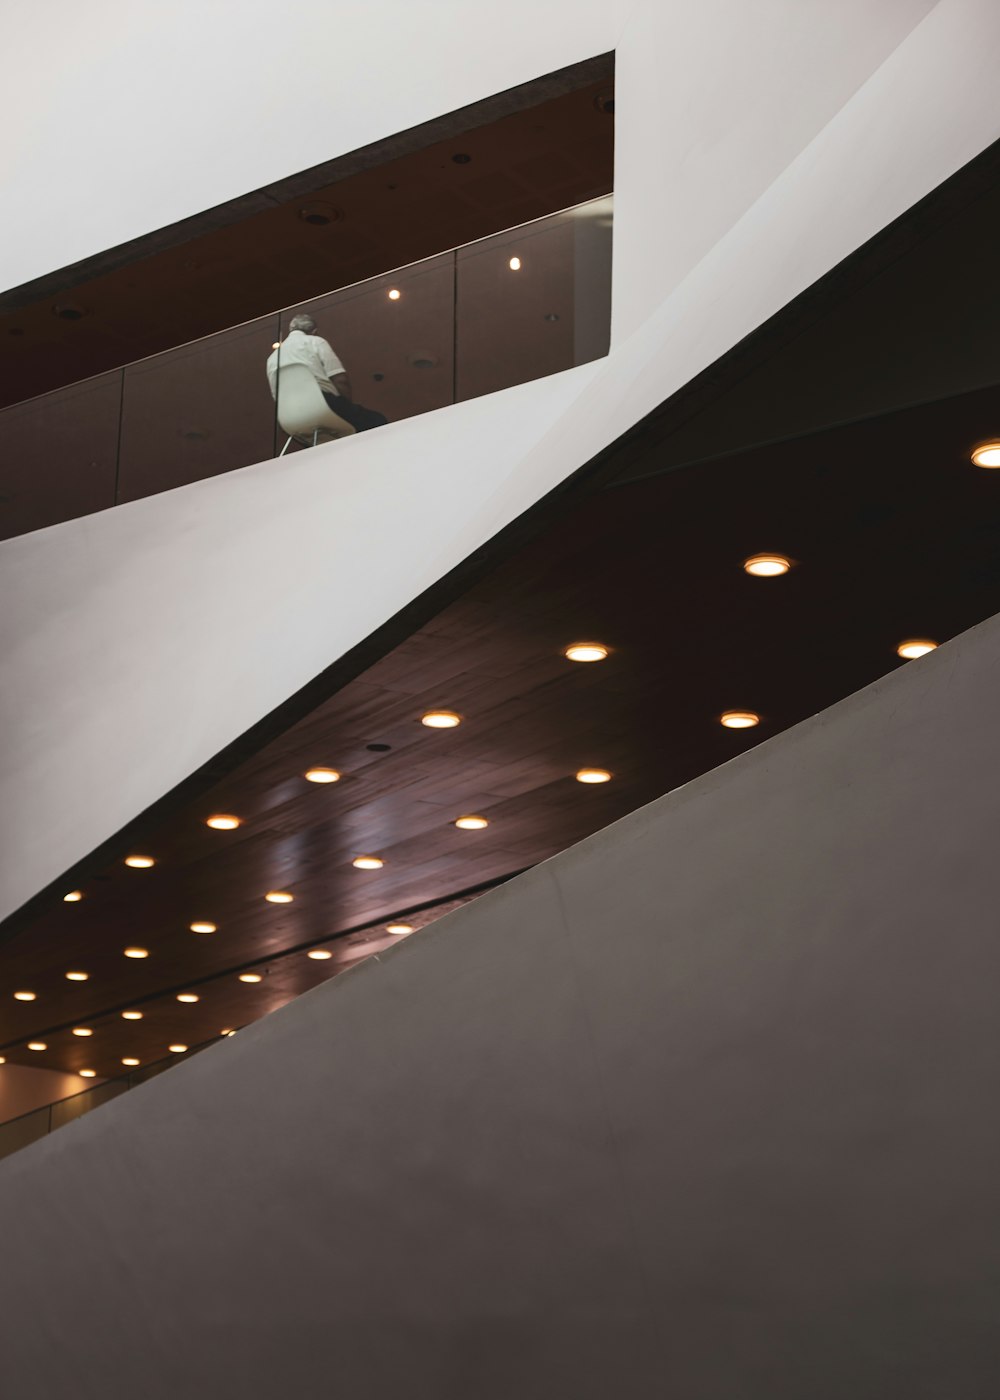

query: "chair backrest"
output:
275 362 355 439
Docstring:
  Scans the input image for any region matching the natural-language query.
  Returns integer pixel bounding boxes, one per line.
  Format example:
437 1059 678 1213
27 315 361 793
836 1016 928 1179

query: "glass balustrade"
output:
0 197 612 542
0 1039 213 1163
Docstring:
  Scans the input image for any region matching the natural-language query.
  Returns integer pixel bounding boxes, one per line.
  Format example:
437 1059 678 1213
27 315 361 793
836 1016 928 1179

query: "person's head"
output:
288 313 317 335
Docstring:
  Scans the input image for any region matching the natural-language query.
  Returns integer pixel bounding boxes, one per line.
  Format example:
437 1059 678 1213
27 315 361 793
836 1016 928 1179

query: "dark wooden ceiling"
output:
0 74 614 410
4 378 1000 1081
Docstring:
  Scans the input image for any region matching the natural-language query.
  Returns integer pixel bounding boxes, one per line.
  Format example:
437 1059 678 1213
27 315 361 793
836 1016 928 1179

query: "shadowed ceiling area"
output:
3 377 1000 1078
0 62 614 410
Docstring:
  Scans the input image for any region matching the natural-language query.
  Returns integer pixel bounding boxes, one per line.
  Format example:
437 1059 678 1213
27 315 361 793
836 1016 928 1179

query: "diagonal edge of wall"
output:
1 601 999 1395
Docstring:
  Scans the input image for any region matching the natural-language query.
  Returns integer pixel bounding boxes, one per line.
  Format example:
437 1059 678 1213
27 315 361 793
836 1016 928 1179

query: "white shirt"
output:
266 330 346 397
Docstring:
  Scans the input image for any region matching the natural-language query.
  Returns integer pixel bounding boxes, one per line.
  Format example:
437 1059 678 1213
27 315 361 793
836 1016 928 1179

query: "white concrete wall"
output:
3 0 1000 923
4 606 1000 1394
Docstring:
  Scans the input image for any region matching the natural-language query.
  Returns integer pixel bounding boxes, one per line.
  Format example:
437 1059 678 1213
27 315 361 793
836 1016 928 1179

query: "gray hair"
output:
288 313 317 334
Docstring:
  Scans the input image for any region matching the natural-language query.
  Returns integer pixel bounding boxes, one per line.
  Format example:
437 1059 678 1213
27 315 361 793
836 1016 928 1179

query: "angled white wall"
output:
3 0 1000 922
4 607 1000 1394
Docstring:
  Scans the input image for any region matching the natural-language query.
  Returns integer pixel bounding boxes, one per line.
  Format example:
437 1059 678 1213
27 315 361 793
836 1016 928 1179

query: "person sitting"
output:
265 313 388 436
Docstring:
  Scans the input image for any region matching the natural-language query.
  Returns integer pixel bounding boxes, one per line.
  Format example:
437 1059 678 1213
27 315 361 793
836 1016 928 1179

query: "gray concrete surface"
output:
2 611 1000 1397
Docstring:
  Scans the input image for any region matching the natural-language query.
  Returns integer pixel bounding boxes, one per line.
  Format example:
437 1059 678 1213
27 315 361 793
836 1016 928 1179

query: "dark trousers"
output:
322 392 388 433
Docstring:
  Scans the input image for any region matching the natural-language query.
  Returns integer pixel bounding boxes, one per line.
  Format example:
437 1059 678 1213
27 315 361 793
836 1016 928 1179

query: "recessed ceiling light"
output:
63 890 83 902
307 949 333 960
387 288 401 301
897 639 938 659
190 921 217 934
508 256 521 270
421 710 461 728
121 1010 143 1020
123 947 149 959
71 1027 93 1037
176 993 200 1004
169 1044 188 1054
27 1042 47 1052
564 642 609 663
352 855 384 870
220 1028 235 1036
0 1055 5 1065
743 554 791 577
239 972 262 983
65 971 89 982
386 923 414 935
305 767 341 784
206 814 241 830
272 341 281 350
13 991 36 1002
575 768 612 784
79 1069 96 1078
720 711 760 729
121 1057 140 1067
264 891 294 904
454 815 489 830
971 441 1000 468
124 855 155 869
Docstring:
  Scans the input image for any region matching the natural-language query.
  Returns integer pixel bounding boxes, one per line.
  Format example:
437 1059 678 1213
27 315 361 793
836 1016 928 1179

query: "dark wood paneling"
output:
4 381 1000 1077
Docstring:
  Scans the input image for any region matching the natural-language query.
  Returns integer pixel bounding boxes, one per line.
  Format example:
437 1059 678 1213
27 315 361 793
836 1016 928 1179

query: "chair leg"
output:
278 436 293 457
312 429 320 448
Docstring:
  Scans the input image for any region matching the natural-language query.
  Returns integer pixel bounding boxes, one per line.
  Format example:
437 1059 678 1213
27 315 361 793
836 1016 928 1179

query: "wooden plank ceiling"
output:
3 379 1000 1081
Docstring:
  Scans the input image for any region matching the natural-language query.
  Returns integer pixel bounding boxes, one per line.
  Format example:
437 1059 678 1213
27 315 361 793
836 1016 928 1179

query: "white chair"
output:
275 362 356 455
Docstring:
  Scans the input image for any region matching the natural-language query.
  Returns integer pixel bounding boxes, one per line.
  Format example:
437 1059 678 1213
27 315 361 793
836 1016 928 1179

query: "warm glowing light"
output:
13 991 36 1002
206 814 241 830
564 642 609 663
575 768 612 784
305 767 341 784
352 855 384 870
307 949 333 960
124 855 155 868
421 710 462 728
176 993 200 1004
720 711 760 729
190 921 217 934
264 890 294 904
65 971 89 982
169 1044 188 1054
897 639 938 659
0 1056 5 1064
508 256 522 270
121 1010 143 1021
239 972 262 983
971 441 1000 468
28 1042 47 1052
225 1029 237 1036
454 815 489 830
386 923 413 935
743 554 791 578
271 341 280 350
123 947 149 959
71 1027 93 1038
79 1069 96 1078
387 288 401 301
63 890 83 902
122 1057 140 1067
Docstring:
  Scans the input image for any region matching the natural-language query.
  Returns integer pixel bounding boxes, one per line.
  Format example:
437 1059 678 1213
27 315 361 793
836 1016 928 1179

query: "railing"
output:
0 1035 222 1162
0 196 613 541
